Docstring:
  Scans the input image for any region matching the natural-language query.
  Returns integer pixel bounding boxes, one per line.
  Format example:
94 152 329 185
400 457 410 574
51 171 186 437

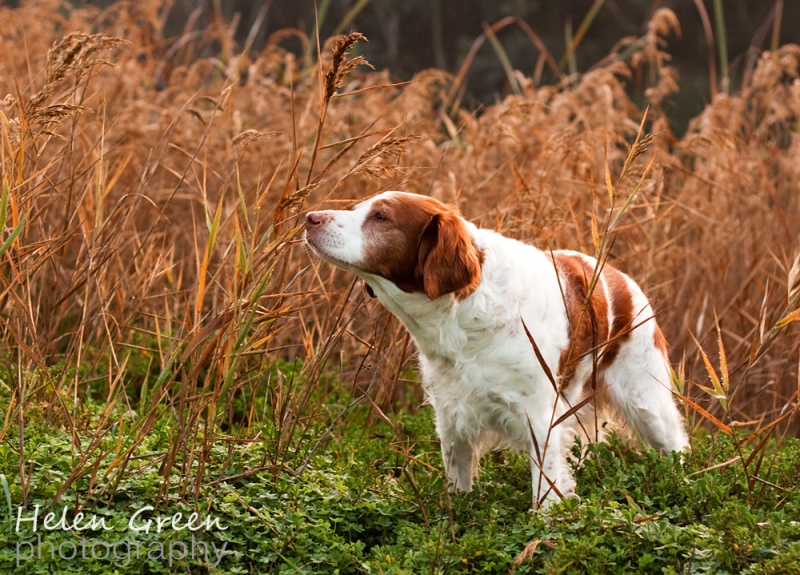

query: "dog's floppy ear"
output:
416 211 482 300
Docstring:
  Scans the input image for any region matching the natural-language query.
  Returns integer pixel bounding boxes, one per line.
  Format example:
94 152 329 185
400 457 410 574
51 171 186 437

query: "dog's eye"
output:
373 211 387 221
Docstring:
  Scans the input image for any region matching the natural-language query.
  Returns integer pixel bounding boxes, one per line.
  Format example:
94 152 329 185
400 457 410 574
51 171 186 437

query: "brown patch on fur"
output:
600 266 635 368
360 194 483 300
418 209 483 300
551 252 610 388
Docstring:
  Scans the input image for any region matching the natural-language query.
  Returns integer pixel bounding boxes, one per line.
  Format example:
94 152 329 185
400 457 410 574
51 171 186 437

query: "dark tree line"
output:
63 0 799 129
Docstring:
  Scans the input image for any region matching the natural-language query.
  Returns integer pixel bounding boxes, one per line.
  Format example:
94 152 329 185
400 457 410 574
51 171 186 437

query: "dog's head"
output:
305 192 483 300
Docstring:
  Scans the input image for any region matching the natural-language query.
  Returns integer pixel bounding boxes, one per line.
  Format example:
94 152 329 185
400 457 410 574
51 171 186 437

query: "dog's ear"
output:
416 211 482 300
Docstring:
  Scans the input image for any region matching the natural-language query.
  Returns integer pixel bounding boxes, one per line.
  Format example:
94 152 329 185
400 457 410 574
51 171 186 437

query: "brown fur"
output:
548 252 639 391
551 253 611 386
360 195 483 300
600 265 635 368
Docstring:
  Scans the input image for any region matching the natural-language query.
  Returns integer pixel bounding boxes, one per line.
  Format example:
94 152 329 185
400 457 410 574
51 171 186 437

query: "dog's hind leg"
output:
602 338 689 453
438 426 479 493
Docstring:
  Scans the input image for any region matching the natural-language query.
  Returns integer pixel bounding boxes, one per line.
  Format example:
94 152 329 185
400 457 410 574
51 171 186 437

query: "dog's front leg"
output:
525 410 575 510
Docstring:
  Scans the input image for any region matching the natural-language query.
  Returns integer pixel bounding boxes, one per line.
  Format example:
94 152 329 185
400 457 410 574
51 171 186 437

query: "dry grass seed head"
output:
350 133 422 180
323 32 372 103
27 32 127 129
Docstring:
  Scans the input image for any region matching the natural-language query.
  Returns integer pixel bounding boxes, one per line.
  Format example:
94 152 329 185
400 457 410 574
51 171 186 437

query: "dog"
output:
304 191 688 508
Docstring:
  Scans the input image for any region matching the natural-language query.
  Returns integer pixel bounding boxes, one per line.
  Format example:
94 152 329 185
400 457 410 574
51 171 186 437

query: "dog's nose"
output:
306 212 323 227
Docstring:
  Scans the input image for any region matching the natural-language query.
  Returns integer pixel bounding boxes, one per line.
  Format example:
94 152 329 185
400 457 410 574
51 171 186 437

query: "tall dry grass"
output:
0 1 797 501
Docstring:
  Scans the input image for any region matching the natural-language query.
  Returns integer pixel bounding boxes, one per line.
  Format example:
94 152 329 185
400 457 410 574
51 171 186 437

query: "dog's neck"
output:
360 273 463 359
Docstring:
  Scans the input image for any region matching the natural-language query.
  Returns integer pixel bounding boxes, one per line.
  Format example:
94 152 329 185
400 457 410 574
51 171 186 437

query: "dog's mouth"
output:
304 233 357 272
305 233 376 298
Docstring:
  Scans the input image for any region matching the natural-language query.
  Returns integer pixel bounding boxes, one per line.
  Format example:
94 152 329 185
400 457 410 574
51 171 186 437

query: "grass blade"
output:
0 212 25 258
0 474 11 516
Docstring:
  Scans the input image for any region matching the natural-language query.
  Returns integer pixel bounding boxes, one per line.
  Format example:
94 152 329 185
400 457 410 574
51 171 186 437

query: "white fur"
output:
307 192 688 508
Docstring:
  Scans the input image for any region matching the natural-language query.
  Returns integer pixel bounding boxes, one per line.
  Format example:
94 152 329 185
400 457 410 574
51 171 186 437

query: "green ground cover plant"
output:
1 1 799 573
1 392 799 574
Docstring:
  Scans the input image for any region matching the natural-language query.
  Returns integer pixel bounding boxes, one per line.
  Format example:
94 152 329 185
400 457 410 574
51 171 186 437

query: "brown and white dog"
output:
305 191 688 508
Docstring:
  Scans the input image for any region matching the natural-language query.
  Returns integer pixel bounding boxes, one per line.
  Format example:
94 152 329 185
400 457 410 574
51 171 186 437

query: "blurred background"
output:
56 0 800 134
